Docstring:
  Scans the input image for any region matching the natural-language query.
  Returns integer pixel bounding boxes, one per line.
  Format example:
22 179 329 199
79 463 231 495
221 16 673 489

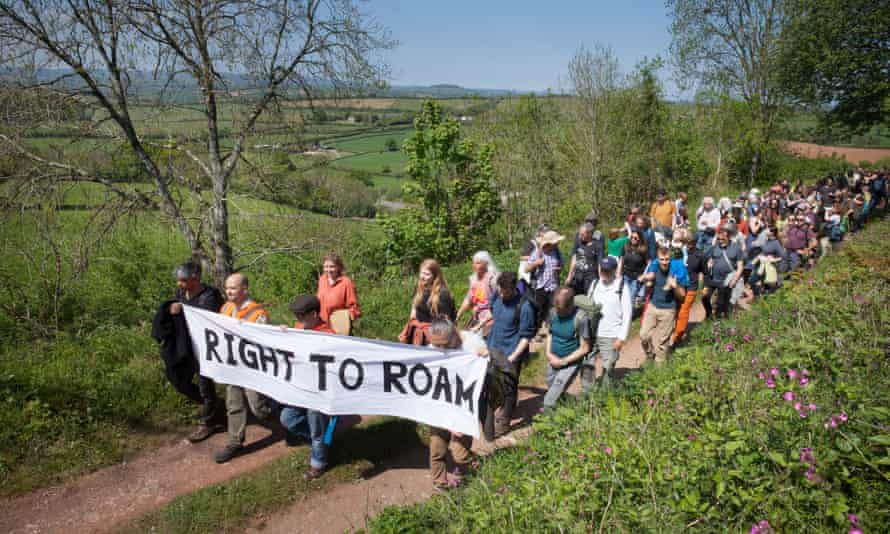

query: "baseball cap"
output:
600 256 618 271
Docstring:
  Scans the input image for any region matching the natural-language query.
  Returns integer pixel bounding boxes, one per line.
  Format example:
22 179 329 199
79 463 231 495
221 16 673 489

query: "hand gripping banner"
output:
183 305 488 437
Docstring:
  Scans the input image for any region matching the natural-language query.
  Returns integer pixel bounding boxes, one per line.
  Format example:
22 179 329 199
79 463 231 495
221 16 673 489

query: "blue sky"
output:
371 1 675 94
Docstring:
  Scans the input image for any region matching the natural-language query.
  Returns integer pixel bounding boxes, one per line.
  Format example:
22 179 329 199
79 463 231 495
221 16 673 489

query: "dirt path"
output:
783 141 890 163
0 304 705 534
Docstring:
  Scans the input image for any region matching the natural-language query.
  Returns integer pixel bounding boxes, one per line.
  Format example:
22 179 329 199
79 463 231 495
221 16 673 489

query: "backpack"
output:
828 222 844 242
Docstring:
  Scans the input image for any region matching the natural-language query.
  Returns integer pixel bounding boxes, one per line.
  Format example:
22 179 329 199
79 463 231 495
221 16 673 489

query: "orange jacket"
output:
220 300 268 323
316 275 361 323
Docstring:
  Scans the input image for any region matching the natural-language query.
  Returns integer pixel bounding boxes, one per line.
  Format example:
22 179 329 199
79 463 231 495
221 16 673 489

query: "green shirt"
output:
607 236 628 257
549 309 590 358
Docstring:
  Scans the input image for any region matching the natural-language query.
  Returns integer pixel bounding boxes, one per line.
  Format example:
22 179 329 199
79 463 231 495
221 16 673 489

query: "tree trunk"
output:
209 174 233 288
749 152 760 188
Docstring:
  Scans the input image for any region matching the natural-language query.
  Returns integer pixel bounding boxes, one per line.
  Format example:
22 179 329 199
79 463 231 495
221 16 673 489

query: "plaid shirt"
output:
529 248 562 292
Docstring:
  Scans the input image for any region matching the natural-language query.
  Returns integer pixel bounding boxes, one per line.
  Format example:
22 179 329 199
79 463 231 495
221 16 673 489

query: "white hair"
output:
472 250 500 280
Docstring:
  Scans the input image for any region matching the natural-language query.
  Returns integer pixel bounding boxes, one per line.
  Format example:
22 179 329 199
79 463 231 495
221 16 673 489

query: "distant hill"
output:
2 68 530 100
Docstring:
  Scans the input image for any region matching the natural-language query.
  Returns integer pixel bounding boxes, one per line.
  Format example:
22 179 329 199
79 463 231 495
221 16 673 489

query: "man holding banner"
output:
215 273 275 464
279 295 335 480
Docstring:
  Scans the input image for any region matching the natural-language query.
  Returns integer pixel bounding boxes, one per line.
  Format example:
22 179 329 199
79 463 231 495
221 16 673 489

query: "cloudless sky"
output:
370 0 677 95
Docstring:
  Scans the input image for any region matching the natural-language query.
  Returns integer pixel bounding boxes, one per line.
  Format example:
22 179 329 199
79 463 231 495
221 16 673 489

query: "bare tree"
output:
0 0 392 285
668 0 787 184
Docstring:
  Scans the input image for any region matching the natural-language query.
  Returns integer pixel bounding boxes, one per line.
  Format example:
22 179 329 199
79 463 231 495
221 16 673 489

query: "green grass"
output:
330 151 408 175
369 216 890 533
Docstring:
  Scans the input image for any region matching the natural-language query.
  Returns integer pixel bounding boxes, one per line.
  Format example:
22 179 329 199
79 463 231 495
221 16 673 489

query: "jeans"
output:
623 276 644 303
697 230 715 252
280 406 330 469
543 362 581 408
580 337 619 392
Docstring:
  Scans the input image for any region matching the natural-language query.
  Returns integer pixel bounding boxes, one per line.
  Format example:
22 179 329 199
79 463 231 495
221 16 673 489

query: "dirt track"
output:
783 141 890 164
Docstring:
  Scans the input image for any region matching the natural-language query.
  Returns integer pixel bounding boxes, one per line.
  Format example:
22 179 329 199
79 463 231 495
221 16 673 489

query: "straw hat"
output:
538 230 565 246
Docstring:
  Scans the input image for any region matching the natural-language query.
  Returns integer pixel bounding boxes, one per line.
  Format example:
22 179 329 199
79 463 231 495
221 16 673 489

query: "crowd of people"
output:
152 167 887 490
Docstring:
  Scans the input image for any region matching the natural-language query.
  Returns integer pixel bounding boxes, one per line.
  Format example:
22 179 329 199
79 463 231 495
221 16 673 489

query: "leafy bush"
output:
370 218 890 533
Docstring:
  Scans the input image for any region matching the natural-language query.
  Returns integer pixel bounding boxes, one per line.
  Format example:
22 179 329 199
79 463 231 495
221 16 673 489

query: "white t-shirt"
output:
697 207 721 232
590 277 632 341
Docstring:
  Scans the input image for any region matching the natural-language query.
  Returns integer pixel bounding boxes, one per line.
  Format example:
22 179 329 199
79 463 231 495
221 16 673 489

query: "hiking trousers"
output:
429 426 473 487
640 307 675 363
673 290 697 342
581 337 620 392
226 385 273 445
543 362 581 408
165 355 218 425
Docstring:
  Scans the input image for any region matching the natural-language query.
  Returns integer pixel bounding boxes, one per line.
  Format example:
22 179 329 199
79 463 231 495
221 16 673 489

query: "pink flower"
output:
725 344 735 352
783 391 795 402
799 410 809 418
839 412 849 422
800 377 810 386
749 519 772 534
770 368 779 377
758 371 766 380
743 334 752 343
805 466 822 482
850 528 863 534
800 447 815 464
593 471 600 479
647 399 655 407
787 369 798 379
848 513 859 525
808 403 817 412
825 417 838 429
794 402 803 412
603 446 612 455
687 434 697 441
801 368 810 376
765 379 776 389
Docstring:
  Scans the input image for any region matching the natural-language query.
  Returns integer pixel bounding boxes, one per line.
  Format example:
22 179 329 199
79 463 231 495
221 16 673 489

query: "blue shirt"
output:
486 294 536 358
646 259 690 310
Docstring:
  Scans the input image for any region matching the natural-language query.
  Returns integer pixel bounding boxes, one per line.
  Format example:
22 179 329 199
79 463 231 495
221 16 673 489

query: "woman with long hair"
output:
315 252 360 335
399 259 456 345
456 251 499 334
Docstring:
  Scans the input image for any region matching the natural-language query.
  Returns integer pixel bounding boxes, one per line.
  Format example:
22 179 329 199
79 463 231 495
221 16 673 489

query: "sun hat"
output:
538 230 565 246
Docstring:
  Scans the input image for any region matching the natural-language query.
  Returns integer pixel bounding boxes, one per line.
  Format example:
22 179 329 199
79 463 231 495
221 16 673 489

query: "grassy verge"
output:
369 218 890 533
123 418 425 534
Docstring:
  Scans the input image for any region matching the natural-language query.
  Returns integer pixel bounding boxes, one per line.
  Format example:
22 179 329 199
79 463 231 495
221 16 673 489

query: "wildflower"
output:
799 447 815 465
794 402 803 412
729 327 737 336
783 391 795 402
687 434 697 441
825 417 839 429
804 466 822 483
850 528 863 534
725 344 735 352
853 294 866 305
787 369 798 379
592 471 600 479
647 399 655 407
749 519 772 534
799 410 809 418
808 403 817 412
770 368 779 377
801 368 810 376
799 376 809 387
578 453 587 461
603 446 612 455
765 379 776 389
848 513 860 526
743 334 752 343
839 412 848 422
758 371 766 380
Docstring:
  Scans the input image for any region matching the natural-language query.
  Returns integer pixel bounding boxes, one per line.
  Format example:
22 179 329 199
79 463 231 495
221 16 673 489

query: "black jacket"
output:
151 285 224 368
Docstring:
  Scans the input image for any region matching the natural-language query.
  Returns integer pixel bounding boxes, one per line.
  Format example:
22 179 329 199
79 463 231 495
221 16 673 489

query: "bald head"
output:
224 272 249 306
554 287 575 316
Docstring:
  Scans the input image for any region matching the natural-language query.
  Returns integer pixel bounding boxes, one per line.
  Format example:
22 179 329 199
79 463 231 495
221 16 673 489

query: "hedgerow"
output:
370 218 890 533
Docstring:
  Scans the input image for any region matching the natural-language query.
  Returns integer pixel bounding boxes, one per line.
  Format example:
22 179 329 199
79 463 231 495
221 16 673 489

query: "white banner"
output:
182 305 487 437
